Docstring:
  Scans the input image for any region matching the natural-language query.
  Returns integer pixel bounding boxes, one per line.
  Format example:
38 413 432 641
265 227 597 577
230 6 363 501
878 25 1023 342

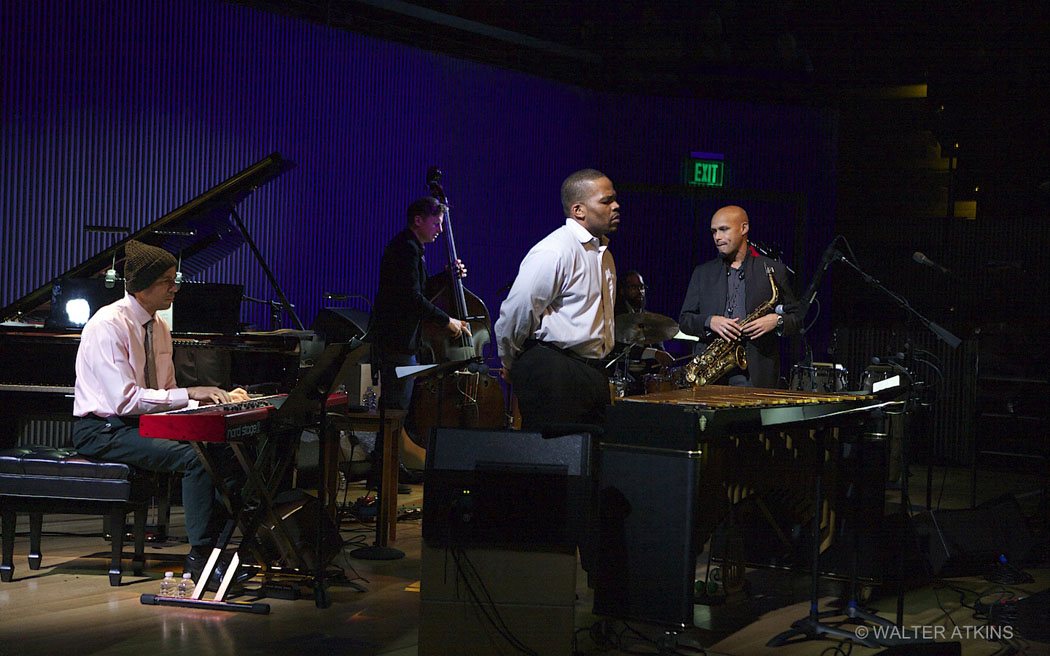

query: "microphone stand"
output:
797 240 842 339
605 340 640 398
788 239 839 390
834 254 960 627
834 256 961 350
242 295 298 331
770 254 962 649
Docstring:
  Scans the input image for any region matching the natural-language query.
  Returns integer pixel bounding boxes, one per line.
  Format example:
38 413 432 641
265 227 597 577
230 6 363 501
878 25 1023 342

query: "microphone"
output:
750 238 794 275
871 354 904 367
797 239 842 333
323 292 350 300
426 166 442 186
749 238 781 261
104 253 119 289
913 252 952 276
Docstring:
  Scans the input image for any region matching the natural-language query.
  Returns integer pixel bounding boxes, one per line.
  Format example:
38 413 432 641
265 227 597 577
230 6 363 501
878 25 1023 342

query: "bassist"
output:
368 197 470 486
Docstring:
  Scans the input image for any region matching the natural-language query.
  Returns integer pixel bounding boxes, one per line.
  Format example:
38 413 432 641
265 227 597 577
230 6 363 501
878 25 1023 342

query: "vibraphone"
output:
593 385 895 627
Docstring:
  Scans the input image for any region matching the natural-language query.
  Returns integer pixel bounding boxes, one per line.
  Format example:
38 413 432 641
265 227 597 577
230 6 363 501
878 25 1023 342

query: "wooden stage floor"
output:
1 465 1048 656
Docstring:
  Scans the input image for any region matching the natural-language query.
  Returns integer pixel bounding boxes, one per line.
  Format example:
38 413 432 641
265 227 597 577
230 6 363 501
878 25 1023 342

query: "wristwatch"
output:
775 314 785 332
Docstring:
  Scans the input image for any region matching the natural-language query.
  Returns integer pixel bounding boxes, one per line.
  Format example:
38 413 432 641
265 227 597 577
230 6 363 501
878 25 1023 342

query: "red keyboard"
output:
140 393 348 442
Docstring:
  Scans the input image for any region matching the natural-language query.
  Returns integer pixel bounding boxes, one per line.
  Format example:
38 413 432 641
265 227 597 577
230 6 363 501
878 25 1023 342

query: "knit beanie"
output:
124 240 177 293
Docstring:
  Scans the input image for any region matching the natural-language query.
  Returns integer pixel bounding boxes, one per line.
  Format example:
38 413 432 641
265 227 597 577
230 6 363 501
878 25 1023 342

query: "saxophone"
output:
683 265 779 386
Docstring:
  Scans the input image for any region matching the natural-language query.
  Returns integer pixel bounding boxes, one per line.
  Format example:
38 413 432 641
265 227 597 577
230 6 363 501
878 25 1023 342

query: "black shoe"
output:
398 463 423 485
364 474 413 494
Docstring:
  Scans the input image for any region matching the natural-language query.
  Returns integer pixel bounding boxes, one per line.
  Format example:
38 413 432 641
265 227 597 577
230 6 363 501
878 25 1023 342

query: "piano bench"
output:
0 446 158 586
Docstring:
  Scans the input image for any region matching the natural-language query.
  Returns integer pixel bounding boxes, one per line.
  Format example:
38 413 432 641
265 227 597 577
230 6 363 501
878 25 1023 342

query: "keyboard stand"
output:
142 405 351 612
140 342 364 613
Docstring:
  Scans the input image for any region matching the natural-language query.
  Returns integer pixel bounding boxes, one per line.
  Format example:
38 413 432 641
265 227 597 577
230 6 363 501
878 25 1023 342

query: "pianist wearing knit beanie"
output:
124 240 178 293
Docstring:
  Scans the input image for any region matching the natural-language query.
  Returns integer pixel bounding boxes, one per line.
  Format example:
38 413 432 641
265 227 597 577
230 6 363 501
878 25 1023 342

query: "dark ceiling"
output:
236 0 1050 191
239 0 1050 97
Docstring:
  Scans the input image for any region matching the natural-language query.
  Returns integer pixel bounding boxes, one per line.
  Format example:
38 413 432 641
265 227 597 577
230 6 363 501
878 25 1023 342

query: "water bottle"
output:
364 386 377 412
177 572 196 598
159 571 176 597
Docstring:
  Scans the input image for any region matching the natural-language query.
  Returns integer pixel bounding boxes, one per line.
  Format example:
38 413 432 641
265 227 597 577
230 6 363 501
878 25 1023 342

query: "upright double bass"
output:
405 167 506 446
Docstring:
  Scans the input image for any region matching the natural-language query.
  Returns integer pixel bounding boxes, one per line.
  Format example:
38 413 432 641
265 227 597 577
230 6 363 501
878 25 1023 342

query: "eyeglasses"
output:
625 283 647 291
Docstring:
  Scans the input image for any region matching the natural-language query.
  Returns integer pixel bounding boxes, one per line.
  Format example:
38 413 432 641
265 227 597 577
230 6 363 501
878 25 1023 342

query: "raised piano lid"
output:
0 152 295 324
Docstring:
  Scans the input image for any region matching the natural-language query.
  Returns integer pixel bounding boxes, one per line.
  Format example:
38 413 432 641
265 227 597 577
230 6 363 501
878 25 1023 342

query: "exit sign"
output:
686 152 725 187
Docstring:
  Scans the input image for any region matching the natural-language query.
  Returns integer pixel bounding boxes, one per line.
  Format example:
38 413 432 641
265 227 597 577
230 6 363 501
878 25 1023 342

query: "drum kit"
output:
611 310 909 399
788 361 848 393
787 360 904 394
610 311 692 398
610 308 909 399
613 311 680 346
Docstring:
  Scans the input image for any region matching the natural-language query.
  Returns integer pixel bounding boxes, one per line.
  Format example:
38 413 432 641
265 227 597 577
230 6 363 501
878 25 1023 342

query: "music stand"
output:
274 340 371 608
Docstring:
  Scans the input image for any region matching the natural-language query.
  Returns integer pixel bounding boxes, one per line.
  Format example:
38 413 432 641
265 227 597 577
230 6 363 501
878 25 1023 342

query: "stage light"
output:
65 298 91 325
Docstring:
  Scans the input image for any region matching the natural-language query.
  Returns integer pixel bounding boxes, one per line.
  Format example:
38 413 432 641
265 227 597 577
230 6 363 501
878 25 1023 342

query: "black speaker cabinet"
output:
593 444 702 628
911 495 1036 577
422 428 591 551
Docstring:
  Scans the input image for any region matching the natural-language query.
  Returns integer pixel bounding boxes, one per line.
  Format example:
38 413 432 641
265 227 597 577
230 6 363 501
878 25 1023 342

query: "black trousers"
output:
512 343 607 580
512 342 609 433
369 348 416 479
73 415 217 547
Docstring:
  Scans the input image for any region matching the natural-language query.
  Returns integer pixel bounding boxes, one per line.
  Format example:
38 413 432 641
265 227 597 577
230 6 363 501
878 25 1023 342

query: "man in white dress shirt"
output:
495 168 620 431
72 240 248 584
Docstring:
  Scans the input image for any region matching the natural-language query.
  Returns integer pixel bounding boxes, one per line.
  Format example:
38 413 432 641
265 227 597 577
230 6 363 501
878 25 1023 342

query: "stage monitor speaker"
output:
911 495 1036 577
311 307 369 344
594 443 702 628
422 428 591 551
256 489 343 572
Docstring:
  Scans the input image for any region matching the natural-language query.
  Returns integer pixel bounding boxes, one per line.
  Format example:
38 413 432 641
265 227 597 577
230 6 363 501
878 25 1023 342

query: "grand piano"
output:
0 153 303 449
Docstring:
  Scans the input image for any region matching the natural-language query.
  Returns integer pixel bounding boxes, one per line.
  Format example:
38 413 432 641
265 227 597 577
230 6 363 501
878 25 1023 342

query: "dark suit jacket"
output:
678 251 799 388
369 228 450 355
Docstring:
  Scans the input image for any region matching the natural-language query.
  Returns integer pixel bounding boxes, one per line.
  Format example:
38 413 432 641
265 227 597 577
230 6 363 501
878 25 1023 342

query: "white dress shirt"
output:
495 219 617 371
74 293 190 417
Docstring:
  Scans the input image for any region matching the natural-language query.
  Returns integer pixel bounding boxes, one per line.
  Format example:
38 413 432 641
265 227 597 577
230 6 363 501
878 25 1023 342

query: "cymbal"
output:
614 312 679 345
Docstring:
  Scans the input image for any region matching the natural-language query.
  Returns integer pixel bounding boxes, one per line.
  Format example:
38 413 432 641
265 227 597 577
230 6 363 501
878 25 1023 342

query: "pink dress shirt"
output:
73 294 190 417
